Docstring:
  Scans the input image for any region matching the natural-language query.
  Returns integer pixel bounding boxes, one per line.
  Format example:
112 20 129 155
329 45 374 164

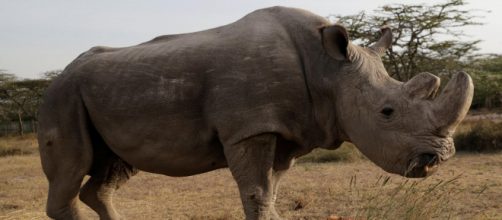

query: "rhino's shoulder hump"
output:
62 47 114 73
139 33 187 45
247 6 330 26
87 46 121 54
69 45 122 65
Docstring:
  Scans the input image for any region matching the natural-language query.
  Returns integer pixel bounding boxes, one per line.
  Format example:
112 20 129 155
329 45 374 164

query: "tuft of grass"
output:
345 175 461 220
454 121 502 152
297 142 365 163
189 213 234 220
0 134 38 157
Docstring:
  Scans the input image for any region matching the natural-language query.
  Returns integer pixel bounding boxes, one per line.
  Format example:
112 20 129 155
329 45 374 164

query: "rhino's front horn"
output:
370 26 393 56
433 72 474 136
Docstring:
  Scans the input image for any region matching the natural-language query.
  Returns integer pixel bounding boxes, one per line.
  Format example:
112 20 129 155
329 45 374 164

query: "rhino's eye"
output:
380 107 394 118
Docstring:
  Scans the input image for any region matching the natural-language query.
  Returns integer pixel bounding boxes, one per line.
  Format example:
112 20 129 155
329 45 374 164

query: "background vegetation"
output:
0 70 56 136
334 0 502 111
454 121 502 152
333 0 481 81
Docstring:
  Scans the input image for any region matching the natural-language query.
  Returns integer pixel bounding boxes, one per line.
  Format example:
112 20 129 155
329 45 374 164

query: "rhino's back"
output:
47 7 327 168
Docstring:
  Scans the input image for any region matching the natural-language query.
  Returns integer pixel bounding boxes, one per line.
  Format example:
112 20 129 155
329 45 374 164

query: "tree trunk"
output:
31 119 36 133
17 111 23 136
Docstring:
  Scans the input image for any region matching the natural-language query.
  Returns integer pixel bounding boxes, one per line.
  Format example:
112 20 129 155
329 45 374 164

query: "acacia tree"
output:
41 69 63 80
0 71 50 135
0 71 17 122
332 0 483 80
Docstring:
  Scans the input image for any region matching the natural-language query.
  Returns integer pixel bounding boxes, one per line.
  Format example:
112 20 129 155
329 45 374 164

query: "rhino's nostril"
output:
405 153 439 178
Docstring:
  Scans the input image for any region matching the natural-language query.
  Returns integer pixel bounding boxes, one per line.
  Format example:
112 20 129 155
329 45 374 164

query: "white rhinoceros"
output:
38 6 473 220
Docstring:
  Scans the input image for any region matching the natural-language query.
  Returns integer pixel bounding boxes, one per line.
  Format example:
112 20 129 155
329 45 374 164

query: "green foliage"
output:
0 71 17 83
40 69 63 80
471 55 502 73
454 121 502 152
333 0 483 81
333 0 502 110
0 70 54 135
470 71 502 109
466 55 502 109
0 78 50 119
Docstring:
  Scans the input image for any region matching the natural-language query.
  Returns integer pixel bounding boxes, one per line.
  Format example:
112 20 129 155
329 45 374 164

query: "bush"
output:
469 71 502 109
454 121 502 152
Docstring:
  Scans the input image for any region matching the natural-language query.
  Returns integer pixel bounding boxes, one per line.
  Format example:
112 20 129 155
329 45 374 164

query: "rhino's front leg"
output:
224 134 280 220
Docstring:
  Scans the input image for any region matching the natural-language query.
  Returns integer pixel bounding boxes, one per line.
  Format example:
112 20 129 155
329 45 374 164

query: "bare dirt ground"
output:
1 147 501 219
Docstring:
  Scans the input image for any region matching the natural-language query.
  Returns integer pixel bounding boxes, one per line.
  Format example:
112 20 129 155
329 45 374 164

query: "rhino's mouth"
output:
404 153 440 178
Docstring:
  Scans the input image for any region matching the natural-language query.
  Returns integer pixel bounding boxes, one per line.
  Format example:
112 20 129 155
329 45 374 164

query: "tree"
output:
470 55 502 74
41 69 63 80
0 71 50 135
332 0 483 81
467 55 502 109
0 70 16 82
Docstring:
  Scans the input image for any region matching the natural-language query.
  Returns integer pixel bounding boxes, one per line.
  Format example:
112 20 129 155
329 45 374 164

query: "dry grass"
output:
0 134 38 157
347 175 461 219
1 136 501 219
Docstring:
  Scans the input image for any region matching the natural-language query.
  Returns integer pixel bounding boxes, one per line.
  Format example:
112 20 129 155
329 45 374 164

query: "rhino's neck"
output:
252 7 347 148
279 18 347 147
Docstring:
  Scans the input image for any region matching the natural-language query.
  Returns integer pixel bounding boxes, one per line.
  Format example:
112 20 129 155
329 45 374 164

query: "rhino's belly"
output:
101 127 228 177
87 105 228 176
118 142 228 177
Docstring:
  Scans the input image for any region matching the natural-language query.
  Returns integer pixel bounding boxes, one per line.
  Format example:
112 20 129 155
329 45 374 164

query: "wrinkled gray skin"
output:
38 6 473 220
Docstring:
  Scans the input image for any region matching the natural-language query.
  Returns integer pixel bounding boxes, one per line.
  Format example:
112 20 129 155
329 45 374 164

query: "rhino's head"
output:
321 24 473 178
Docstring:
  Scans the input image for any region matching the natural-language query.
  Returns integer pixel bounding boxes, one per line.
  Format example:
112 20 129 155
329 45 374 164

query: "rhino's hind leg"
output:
41 137 92 220
79 148 138 220
224 134 282 220
45 174 86 220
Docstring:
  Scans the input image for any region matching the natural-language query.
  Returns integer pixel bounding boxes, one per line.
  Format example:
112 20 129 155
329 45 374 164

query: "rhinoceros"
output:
38 6 473 220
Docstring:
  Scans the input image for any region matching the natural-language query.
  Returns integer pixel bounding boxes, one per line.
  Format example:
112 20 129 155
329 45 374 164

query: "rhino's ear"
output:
369 26 393 56
322 24 352 61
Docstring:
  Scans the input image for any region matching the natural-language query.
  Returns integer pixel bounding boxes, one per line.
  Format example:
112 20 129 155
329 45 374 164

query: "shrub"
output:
469 71 502 109
454 121 502 152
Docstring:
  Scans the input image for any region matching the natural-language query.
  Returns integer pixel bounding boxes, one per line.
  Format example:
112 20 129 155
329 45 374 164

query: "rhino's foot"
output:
46 180 85 220
79 182 122 220
46 202 83 220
